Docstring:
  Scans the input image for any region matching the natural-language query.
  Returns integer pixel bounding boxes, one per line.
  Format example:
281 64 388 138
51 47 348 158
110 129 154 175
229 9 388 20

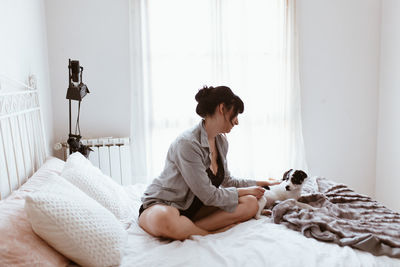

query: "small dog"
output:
255 169 312 219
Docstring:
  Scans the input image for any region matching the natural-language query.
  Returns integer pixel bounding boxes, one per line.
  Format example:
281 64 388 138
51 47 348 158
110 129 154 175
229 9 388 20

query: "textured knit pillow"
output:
25 175 127 267
61 152 134 228
0 158 69 267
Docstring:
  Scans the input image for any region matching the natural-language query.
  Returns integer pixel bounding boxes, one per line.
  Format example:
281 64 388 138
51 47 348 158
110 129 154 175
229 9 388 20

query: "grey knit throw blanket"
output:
272 177 400 258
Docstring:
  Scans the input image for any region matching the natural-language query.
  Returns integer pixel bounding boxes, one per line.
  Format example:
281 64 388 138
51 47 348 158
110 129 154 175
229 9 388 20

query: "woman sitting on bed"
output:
139 85 280 240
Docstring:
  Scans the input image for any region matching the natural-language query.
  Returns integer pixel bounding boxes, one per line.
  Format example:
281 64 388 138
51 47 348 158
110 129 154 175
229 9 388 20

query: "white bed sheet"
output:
123 183 400 267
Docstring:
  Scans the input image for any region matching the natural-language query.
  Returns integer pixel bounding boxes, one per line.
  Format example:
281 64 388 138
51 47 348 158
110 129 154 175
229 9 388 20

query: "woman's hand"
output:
238 186 265 199
256 178 282 187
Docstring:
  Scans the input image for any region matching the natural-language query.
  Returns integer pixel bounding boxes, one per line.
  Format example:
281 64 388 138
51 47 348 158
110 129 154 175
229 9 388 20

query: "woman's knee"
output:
139 206 179 237
238 195 259 220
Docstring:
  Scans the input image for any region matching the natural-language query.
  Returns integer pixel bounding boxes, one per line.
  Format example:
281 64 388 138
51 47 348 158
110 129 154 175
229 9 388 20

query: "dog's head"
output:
282 169 308 191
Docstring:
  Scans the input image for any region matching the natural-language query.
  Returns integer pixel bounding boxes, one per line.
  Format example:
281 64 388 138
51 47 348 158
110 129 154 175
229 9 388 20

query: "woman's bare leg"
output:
138 204 209 240
194 195 259 231
139 195 259 239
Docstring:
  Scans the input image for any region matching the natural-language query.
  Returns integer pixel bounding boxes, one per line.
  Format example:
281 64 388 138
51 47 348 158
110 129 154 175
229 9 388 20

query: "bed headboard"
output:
0 74 47 200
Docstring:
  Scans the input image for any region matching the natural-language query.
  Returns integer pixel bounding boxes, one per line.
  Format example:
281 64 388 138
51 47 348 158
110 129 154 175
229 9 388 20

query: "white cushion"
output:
61 152 135 228
25 175 127 267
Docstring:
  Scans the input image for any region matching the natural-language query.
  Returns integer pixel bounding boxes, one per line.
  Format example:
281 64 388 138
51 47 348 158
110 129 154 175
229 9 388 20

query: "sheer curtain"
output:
130 0 307 184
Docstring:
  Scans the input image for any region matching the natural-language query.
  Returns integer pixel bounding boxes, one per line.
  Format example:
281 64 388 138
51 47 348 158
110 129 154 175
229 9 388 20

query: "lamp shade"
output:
66 84 89 101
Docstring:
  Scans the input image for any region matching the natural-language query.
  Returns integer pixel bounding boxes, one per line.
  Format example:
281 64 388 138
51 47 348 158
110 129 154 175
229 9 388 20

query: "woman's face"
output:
222 106 239 133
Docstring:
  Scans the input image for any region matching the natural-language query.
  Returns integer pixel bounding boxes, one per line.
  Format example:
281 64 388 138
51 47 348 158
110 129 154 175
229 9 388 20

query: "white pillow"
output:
61 152 135 228
25 175 127 267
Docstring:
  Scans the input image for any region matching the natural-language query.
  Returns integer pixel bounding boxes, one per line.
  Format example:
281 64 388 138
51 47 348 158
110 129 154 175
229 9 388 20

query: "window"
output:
130 0 307 183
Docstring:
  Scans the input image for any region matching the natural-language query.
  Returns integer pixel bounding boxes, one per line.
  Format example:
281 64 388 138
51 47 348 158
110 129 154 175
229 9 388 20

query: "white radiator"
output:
57 137 132 185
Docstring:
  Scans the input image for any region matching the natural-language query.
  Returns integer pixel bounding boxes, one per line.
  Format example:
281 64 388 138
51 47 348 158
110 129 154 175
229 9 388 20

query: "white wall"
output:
43 0 390 203
45 0 131 158
376 0 400 212
297 0 381 197
0 0 54 154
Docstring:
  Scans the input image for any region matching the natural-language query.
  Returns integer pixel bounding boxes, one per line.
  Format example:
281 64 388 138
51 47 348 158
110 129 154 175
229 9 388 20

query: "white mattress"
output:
122 184 400 267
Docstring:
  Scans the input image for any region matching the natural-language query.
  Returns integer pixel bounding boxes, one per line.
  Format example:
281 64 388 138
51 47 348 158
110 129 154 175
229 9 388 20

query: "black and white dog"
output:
255 169 312 219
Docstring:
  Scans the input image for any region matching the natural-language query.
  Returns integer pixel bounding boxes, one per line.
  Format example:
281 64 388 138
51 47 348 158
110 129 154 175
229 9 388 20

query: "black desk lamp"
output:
66 59 92 157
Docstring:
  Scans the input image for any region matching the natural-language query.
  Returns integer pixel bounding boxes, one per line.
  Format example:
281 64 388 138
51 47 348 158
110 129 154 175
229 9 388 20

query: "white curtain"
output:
130 0 308 184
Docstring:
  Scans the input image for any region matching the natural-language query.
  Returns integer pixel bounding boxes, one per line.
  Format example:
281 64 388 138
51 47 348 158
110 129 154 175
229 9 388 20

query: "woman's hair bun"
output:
195 86 214 102
195 85 243 119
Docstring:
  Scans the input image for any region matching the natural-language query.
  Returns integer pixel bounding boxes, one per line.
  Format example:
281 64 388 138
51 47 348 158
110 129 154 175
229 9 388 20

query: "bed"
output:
1 78 400 267
122 181 400 267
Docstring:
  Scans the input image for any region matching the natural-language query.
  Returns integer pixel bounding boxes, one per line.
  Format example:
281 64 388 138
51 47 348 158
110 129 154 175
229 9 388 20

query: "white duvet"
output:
122 183 400 267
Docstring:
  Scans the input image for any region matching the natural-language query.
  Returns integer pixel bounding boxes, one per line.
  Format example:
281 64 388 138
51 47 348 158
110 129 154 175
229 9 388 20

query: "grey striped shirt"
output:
141 120 257 213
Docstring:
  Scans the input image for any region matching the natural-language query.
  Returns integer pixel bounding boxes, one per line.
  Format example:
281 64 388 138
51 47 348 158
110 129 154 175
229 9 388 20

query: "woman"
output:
139 86 280 240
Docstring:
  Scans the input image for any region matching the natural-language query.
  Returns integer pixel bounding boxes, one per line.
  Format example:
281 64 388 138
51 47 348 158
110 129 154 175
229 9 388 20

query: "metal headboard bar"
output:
24 112 35 175
0 107 40 120
0 74 36 91
16 115 27 185
0 90 38 96
8 117 20 187
0 123 12 196
0 75 46 200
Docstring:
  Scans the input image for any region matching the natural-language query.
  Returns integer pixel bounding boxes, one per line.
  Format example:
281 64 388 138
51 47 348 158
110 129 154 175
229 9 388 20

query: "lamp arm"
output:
69 99 72 136
80 66 83 84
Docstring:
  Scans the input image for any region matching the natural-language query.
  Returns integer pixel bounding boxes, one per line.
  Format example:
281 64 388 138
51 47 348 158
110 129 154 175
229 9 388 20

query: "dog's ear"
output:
296 170 308 180
292 170 308 184
282 169 292 181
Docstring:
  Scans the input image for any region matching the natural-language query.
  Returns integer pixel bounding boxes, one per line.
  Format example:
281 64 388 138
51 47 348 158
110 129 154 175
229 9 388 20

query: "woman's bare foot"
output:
211 223 238 234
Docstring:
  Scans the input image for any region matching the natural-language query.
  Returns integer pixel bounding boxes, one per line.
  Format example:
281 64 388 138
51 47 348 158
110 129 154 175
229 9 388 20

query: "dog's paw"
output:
261 209 272 216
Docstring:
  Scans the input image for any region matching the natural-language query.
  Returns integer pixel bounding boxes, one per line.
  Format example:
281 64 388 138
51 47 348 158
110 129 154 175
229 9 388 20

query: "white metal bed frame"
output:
0 74 47 200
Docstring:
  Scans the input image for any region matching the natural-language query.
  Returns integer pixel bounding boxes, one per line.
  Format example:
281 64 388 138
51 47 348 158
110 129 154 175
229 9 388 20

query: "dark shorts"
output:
138 196 203 220
138 204 146 218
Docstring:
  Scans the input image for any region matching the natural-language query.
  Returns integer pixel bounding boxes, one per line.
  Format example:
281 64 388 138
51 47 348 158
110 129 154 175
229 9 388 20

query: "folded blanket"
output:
272 177 400 258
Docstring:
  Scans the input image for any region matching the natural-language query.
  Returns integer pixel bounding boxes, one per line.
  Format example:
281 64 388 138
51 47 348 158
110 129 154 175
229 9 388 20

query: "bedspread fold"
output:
272 177 400 258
